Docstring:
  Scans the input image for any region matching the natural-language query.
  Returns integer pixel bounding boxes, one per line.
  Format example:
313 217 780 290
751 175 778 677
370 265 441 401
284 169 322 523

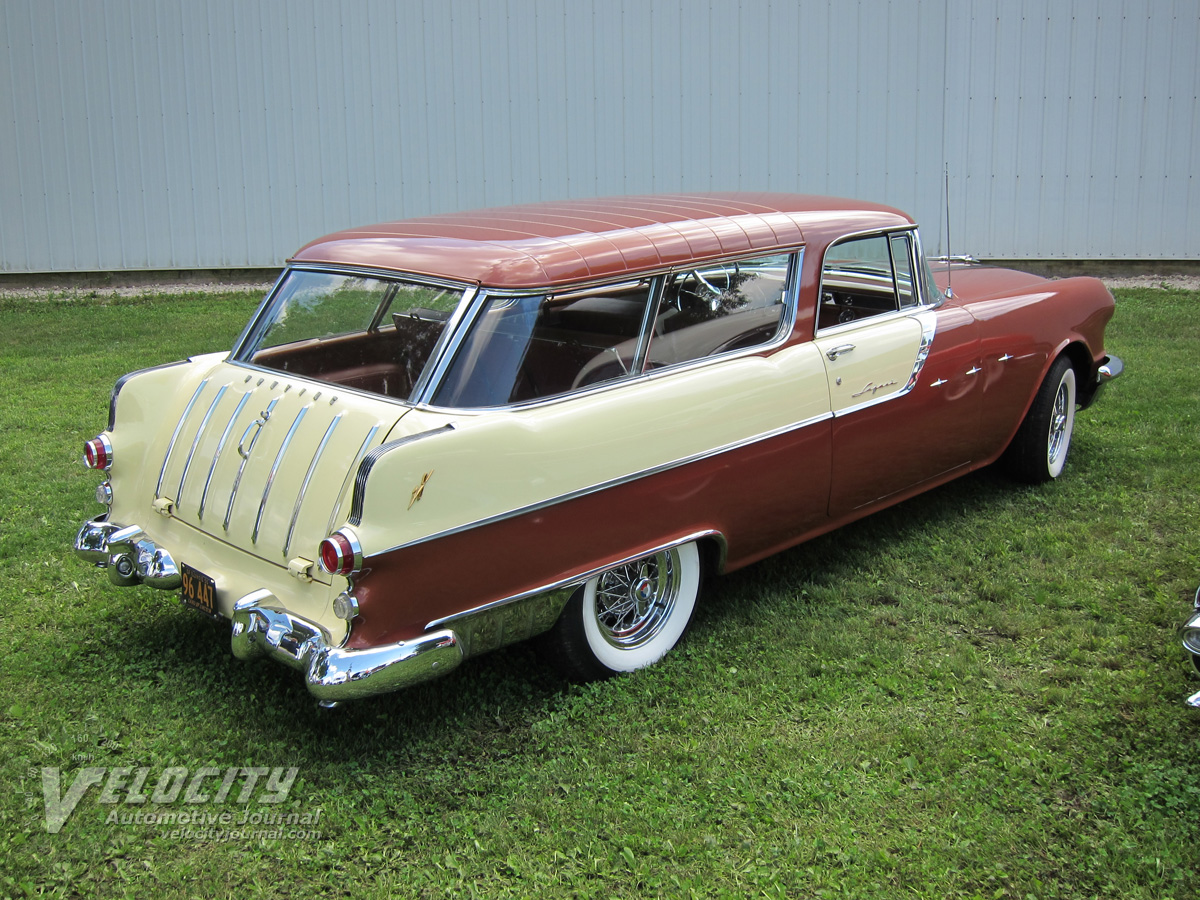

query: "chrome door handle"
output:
238 411 271 459
826 343 856 361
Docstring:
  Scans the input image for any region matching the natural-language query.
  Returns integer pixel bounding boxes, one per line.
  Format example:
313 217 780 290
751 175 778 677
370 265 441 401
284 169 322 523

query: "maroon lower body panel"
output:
346 419 833 648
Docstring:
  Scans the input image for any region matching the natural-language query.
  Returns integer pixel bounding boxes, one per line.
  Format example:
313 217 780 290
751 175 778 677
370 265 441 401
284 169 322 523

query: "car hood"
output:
932 262 1053 304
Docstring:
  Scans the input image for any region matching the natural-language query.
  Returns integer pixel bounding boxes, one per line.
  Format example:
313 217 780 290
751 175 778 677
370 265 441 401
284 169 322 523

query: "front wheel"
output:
541 542 701 682
1002 355 1077 483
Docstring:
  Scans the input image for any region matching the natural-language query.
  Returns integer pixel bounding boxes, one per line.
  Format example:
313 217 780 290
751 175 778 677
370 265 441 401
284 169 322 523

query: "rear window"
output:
237 270 464 400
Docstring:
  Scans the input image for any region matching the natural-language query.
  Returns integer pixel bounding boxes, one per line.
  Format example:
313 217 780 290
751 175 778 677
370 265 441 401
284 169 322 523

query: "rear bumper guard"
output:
74 516 181 589
73 516 464 702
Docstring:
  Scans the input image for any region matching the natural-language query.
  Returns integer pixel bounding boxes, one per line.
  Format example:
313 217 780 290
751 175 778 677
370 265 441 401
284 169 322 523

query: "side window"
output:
644 254 792 369
433 280 654 408
889 232 917 308
819 232 917 329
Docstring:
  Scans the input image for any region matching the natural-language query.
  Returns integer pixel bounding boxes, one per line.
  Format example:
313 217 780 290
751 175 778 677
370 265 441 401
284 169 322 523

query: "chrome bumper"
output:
231 591 463 702
1096 355 1124 384
73 515 465 701
1182 600 1200 708
74 516 181 589
1079 354 1124 410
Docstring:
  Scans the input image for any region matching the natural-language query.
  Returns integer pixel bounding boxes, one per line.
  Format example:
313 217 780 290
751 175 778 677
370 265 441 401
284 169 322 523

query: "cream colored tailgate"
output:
149 362 407 565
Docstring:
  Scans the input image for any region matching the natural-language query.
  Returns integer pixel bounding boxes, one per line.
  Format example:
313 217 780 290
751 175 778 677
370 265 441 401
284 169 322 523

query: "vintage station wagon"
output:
73 194 1122 704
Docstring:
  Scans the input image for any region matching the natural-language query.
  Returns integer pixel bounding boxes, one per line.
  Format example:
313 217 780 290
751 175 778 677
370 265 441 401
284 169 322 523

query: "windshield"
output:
236 270 464 401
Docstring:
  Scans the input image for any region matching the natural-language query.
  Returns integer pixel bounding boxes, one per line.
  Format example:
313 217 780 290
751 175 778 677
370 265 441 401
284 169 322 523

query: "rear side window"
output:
644 254 792 369
433 251 797 408
433 280 655 408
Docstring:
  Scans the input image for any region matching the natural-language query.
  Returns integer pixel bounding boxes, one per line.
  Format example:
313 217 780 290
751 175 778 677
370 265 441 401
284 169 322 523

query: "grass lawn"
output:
0 287 1197 899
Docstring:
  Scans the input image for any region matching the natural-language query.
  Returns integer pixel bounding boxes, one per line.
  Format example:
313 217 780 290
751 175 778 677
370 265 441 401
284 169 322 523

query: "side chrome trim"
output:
370 413 830 557
284 413 343 556
325 425 381 536
426 530 726 632
176 384 229 508
347 424 456 526
199 392 252 520
155 379 211 498
905 309 938 389
224 396 280 532
252 405 311 543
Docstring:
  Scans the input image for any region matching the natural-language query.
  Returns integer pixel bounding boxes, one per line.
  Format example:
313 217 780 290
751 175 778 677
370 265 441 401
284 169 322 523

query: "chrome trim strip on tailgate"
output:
176 384 229 508
253 405 311 544
224 396 280 532
155 379 210 498
199 392 251 520
284 412 343 556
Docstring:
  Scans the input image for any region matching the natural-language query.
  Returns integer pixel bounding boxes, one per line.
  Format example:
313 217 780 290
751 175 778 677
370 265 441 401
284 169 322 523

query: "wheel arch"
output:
1058 339 1094 390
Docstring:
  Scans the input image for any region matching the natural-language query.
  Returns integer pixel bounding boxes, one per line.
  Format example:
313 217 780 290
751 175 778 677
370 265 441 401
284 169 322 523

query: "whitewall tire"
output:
541 541 702 681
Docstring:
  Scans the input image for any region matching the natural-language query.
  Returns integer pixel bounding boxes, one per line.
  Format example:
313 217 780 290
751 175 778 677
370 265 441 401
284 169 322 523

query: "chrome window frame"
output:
815 226 939 337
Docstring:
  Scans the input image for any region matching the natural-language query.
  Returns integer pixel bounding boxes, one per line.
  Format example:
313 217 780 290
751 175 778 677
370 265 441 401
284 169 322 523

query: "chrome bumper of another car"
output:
1182 587 1200 708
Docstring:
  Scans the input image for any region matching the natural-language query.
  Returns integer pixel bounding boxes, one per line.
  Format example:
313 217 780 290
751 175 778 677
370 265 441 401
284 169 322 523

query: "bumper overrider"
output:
73 516 464 702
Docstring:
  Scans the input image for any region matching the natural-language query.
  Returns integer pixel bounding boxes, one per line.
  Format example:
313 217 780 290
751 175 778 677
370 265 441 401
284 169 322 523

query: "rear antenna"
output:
944 165 954 299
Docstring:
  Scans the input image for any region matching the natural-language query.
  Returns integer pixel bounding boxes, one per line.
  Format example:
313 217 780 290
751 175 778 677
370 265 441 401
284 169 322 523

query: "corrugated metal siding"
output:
1 0 1196 273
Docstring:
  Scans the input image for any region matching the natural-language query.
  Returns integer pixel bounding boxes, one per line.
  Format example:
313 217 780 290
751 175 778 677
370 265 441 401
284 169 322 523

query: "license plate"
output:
180 563 217 616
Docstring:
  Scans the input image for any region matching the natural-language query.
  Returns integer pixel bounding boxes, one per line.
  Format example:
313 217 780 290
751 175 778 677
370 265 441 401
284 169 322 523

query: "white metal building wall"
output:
1 0 1196 273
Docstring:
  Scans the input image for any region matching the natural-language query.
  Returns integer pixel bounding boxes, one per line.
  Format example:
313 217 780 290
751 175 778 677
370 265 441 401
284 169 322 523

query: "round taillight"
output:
83 435 113 470
318 529 362 577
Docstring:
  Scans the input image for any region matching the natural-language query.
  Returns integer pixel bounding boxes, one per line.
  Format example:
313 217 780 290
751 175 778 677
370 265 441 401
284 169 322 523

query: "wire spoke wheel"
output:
593 551 680 649
542 541 702 680
1047 379 1072 466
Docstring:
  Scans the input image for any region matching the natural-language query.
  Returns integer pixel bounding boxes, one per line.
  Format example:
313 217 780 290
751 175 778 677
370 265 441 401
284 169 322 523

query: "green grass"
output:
1 288 1198 899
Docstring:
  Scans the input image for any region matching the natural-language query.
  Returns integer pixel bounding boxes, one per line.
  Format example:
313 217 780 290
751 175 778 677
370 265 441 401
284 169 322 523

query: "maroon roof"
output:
290 193 913 289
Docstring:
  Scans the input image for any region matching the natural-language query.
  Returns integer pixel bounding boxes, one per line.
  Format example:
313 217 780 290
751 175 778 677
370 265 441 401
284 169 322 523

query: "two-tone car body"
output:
73 194 1122 704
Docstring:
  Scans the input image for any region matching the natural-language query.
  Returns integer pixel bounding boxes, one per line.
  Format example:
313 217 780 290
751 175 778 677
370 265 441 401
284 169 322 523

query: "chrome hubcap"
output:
594 550 680 649
1048 382 1070 463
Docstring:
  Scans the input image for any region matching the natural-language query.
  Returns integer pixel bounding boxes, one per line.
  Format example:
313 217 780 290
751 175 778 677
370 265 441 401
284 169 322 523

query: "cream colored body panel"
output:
352 342 832 555
813 314 924 412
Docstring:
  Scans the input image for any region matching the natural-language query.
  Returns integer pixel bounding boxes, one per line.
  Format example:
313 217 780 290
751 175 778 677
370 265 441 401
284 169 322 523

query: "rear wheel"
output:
1002 356 1077 483
541 542 701 681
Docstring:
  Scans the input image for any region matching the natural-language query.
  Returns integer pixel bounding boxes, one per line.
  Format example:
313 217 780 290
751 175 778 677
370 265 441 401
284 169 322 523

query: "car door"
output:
813 231 983 517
